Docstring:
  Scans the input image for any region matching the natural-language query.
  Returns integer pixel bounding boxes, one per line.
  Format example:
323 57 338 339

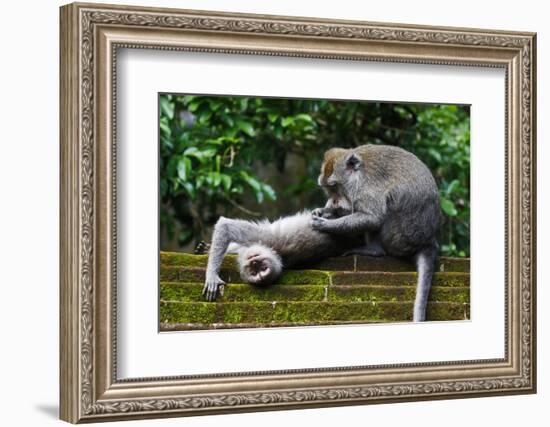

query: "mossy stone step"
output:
160 321 391 331
159 251 470 330
160 301 470 327
160 267 468 287
160 282 470 304
160 266 331 285
331 271 469 287
160 252 469 273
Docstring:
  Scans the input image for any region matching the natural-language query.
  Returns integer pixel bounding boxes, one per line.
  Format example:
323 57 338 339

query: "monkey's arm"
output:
203 217 263 301
311 211 384 234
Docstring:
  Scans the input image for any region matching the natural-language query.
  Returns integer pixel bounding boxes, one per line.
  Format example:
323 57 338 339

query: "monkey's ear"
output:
346 153 362 170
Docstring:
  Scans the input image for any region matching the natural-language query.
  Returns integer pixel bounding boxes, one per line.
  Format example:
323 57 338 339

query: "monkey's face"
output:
238 245 283 286
318 149 361 211
319 149 363 185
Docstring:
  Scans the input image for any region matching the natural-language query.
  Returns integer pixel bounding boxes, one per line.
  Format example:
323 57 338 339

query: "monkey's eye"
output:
261 266 268 272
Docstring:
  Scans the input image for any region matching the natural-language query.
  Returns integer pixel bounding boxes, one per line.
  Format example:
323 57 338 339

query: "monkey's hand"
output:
311 207 324 217
202 274 225 302
310 215 331 231
312 207 336 219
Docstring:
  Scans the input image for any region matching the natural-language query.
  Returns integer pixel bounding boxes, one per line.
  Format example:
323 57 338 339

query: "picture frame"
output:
59 2 536 423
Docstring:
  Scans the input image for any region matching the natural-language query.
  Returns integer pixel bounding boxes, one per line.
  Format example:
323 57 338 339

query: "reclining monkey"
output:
202 209 361 301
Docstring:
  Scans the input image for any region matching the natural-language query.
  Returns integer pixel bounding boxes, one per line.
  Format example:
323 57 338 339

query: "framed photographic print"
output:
60 2 536 423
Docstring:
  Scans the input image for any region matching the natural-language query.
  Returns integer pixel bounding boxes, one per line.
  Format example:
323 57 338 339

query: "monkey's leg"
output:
412 246 438 322
203 217 263 301
343 244 386 257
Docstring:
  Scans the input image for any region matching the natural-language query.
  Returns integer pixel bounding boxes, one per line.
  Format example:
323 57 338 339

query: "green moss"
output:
160 282 326 302
159 251 471 329
161 252 470 274
160 267 241 283
327 285 469 303
159 266 181 282
160 251 238 270
355 256 469 273
331 271 469 287
433 272 470 287
159 301 470 325
295 256 355 271
159 301 217 323
277 270 330 285
437 257 470 273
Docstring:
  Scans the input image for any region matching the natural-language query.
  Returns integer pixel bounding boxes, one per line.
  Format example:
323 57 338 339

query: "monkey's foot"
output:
195 241 211 254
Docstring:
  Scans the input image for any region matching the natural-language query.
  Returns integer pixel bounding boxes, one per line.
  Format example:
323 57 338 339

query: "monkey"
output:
202 210 363 301
311 156 386 257
311 144 441 322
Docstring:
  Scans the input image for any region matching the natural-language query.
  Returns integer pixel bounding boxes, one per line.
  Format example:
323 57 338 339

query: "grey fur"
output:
312 144 441 322
203 211 363 301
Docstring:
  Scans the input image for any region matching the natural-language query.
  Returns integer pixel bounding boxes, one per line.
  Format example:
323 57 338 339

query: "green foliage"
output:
160 94 470 257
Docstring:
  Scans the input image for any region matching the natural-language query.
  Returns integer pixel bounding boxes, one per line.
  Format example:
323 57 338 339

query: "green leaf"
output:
445 179 461 197
428 147 442 163
159 117 171 137
236 120 255 137
159 96 174 120
221 174 232 192
255 191 264 204
182 182 195 199
294 113 314 123
177 157 187 181
210 172 222 187
184 147 217 162
183 146 199 156
281 117 294 127
188 101 202 112
245 176 261 192
440 197 458 217
262 184 276 201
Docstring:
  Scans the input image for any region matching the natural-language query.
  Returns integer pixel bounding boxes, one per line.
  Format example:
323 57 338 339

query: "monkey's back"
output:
358 145 441 256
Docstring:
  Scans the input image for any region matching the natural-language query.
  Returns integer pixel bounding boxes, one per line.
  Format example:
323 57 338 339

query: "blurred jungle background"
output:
159 94 470 257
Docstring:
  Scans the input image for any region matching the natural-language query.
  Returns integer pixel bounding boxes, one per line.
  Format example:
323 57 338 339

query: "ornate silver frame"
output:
60 2 536 423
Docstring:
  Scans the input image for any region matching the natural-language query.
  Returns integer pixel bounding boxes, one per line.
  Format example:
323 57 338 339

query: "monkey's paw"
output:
311 215 330 231
311 208 324 217
202 275 225 302
311 208 335 219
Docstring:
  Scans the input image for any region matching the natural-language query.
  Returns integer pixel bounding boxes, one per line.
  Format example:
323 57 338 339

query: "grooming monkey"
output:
311 145 441 322
202 210 362 301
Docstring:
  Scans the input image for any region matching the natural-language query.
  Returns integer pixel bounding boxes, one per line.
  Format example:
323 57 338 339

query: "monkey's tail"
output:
413 245 438 322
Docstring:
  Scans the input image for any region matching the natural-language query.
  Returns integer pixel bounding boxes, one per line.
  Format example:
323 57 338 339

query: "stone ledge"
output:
158 251 471 330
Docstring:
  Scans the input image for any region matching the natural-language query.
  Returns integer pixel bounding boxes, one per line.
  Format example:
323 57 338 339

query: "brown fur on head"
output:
318 148 347 187
320 146 368 189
